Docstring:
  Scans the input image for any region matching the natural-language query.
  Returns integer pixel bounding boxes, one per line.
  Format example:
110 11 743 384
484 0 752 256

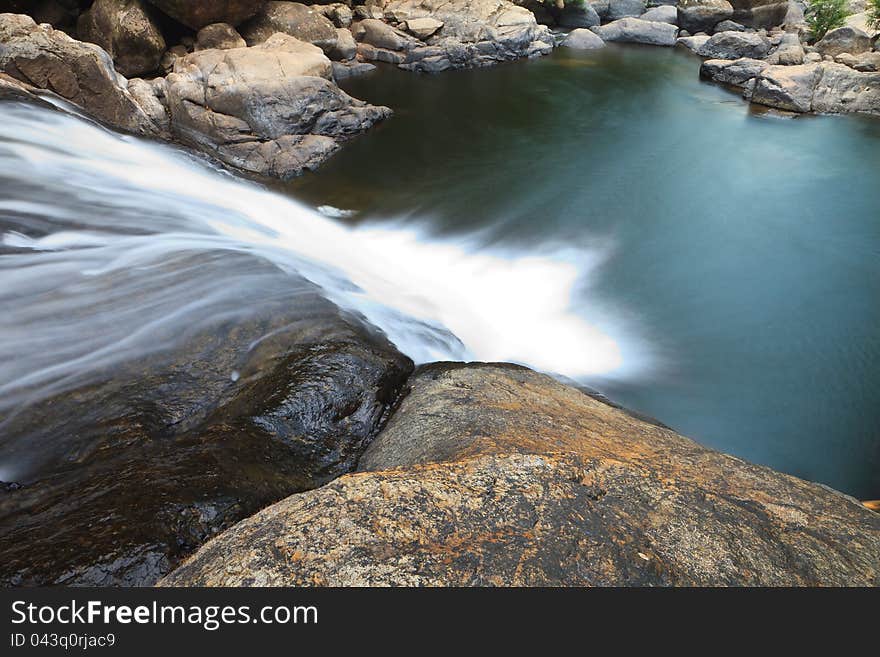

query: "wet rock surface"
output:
161 364 880 586
0 260 412 586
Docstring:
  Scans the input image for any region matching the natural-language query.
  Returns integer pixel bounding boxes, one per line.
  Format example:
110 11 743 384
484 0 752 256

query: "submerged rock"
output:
76 0 166 77
591 17 679 45
0 261 412 586
161 364 880 586
164 33 391 178
0 13 161 135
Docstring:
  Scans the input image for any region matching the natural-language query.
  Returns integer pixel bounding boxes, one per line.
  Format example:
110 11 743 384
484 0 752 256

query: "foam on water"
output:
0 100 652 415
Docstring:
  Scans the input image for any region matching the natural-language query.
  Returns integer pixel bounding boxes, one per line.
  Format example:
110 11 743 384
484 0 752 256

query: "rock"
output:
0 14 161 135
127 77 169 130
845 51 880 71
815 26 872 58
357 17 420 50
804 50 822 62
161 364 880 587
563 26 607 48
314 3 354 28
555 3 602 27
591 17 679 45
677 0 733 33
696 30 772 58
810 62 880 112
591 0 648 21
641 5 679 22
676 33 711 50
331 60 377 79
766 31 804 64
329 26 357 59
700 55 769 86
165 33 392 178
702 57 880 114
728 0 788 28
782 0 805 27
403 17 444 38
144 0 263 29
750 61 818 111
0 256 413 586
361 0 555 72
241 2 339 54
195 23 247 50
76 0 165 77
714 18 744 30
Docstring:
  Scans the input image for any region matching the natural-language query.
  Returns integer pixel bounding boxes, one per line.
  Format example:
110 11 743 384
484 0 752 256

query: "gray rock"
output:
329 26 357 60
331 60 377 79
76 0 166 77
641 4 679 22
241 1 339 54
676 33 711 50
591 0 647 21
766 31 804 64
0 14 160 135
815 26 872 58
591 16 679 44
195 23 247 51
403 17 444 38
556 3 602 28
357 18 421 51
677 0 733 33
314 3 354 28
696 30 772 58
714 18 744 30
750 62 818 111
165 34 392 178
699 55 769 86
563 26 606 48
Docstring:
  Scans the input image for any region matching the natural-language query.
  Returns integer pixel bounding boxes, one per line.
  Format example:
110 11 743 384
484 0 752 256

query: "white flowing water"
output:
0 100 650 414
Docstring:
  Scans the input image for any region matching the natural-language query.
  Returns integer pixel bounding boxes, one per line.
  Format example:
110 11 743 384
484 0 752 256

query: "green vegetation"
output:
869 0 880 29
805 0 850 41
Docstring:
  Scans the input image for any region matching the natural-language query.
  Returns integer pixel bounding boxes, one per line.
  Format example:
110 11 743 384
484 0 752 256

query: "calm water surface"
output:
289 45 880 499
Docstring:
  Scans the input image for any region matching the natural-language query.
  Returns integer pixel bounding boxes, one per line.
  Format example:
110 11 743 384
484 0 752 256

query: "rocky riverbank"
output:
2 1 876 182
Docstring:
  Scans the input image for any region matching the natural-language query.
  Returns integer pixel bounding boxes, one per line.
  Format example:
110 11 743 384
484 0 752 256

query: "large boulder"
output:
241 1 339 54
701 57 880 114
144 0 265 29
556 3 602 27
766 30 804 64
591 0 648 21
696 30 772 58
161 364 880 586
76 0 166 77
815 26 873 58
728 0 788 28
563 26 606 48
195 22 248 50
640 4 679 22
164 34 391 177
677 0 733 32
0 14 160 135
591 17 679 45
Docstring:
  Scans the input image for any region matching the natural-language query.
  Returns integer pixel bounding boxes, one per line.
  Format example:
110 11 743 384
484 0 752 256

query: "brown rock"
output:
144 0 265 29
195 23 247 50
0 13 160 135
161 364 880 586
77 0 166 77
240 1 338 54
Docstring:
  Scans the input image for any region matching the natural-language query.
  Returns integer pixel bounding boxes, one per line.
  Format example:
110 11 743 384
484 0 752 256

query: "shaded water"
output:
0 44 878 500
289 45 880 499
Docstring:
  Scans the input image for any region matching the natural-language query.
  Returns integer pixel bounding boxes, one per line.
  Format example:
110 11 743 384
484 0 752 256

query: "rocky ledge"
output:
161 364 880 586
